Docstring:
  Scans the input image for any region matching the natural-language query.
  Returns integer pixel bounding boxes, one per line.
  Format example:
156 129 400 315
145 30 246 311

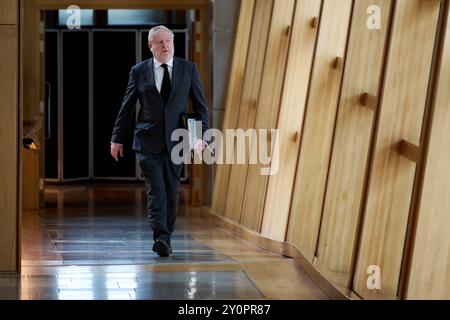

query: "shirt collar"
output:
154 57 173 69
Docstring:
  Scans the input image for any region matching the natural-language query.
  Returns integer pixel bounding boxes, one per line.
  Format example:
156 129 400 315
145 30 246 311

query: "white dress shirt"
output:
153 57 173 93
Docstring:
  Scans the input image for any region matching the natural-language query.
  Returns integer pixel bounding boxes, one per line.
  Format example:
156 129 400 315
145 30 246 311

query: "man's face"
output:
149 31 174 63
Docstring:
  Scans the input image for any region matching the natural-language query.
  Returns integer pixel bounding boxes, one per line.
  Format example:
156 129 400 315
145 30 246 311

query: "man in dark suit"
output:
110 26 210 257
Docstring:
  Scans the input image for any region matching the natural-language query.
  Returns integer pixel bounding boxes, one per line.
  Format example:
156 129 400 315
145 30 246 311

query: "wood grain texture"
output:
223 0 273 223
353 0 440 299
286 0 353 260
397 140 422 163
21 0 44 218
22 0 41 125
240 0 296 232
0 0 17 25
0 25 18 271
407 4 450 300
22 150 40 211
259 0 322 240
212 0 255 216
315 0 392 289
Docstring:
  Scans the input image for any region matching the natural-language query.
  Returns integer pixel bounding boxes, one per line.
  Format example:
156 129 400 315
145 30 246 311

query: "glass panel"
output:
58 9 94 26
62 31 90 180
93 31 137 178
108 10 166 25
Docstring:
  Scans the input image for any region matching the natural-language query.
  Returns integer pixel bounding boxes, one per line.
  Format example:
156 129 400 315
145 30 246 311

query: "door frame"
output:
24 0 211 190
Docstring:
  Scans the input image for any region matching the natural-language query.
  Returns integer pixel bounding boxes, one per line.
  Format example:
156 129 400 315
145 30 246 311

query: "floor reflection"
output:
1 268 263 300
12 183 264 300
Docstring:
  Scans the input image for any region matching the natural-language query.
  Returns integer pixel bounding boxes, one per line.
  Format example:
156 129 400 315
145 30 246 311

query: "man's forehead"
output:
153 32 173 41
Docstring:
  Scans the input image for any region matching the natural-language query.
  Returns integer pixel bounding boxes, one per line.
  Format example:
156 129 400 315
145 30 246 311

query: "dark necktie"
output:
161 63 171 104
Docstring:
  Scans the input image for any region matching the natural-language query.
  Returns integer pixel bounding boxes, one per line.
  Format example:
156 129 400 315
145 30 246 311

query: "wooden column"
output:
0 0 19 272
21 0 42 212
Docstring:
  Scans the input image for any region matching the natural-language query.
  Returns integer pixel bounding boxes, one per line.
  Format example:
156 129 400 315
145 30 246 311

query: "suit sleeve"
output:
111 67 138 144
189 64 210 136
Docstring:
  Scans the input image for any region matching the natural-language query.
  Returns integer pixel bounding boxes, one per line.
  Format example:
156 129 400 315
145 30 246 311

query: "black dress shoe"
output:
152 240 172 254
153 239 171 257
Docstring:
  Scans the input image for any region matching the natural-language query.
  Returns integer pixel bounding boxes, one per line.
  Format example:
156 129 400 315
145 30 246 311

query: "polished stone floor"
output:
35 214 232 266
1 183 328 300
1 268 263 300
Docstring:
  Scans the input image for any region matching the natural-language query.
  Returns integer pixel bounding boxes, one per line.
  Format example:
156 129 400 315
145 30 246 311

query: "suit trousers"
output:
138 150 181 244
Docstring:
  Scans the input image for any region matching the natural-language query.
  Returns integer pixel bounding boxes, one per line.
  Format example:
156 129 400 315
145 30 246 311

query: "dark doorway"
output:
44 10 191 182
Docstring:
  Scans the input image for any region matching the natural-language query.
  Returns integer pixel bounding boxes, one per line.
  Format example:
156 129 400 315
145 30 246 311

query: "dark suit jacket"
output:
111 57 210 154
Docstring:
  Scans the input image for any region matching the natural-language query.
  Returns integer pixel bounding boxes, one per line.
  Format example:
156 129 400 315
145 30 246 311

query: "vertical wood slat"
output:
315 0 393 290
353 0 441 299
407 3 450 300
211 0 255 215
239 0 296 232
0 19 19 270
223 0 274 223
259 0 322 240
286 0 353 258
0 0 18 24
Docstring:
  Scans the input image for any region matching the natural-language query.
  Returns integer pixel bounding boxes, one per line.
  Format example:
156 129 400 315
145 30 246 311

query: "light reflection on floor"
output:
0 267 263 300
6 184 264 300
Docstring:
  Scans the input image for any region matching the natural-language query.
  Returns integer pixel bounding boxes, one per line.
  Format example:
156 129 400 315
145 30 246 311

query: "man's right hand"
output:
111 143 124 162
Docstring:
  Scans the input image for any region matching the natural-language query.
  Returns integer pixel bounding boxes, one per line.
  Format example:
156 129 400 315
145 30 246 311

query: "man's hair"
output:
148 25 174 43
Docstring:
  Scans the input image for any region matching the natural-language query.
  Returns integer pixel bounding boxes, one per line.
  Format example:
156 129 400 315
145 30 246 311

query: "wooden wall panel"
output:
22 0 40 125
353 0 441 299
258 0 321 239
240 0 296 232
22 149 40 210
286 0 353 258
211 0 255 215
315 0 392 289
223 0 273 223
0 0 18 24
21 0 42 212
407 3 450 300
0 24 19 272
241 0 295 231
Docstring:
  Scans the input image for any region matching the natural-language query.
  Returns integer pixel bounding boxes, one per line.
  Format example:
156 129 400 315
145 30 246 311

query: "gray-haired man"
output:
111 26 210 257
